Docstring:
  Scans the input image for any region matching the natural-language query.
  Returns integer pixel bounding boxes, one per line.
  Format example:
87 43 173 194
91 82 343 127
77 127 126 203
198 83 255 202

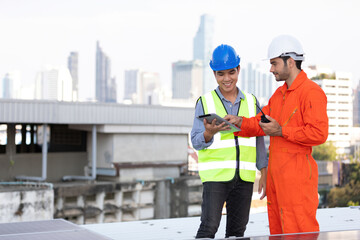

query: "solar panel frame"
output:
0 219 111 240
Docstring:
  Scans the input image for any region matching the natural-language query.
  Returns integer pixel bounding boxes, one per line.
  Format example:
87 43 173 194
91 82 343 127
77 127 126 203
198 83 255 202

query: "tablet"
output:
197 113 241 133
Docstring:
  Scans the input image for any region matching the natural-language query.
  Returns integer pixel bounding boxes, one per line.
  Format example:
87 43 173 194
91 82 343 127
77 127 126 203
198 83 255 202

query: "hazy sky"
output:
0 0 359 100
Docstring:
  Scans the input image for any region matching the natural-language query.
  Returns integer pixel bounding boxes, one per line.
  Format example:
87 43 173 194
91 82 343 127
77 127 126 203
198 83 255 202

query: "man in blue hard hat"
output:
190 44 268 238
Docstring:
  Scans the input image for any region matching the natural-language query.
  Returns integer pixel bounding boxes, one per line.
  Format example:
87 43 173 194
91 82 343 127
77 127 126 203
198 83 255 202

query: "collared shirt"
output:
190 87 268 171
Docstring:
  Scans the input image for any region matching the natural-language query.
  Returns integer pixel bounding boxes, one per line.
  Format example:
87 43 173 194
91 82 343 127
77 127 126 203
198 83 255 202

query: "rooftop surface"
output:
83 207 360 240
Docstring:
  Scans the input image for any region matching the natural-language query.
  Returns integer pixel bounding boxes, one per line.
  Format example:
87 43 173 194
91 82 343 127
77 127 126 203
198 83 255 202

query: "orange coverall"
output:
235 71 328 234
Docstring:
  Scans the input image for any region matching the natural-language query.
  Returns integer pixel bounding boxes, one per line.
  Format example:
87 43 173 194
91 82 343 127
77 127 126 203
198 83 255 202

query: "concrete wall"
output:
89 133 188 165
0 153 88 182
0 188 53 223
87 132 189 182
113 134 188 163
0 152 87 182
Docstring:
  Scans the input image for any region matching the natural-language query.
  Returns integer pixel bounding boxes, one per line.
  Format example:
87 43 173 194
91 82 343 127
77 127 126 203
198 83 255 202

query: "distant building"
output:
193 14 214 94
353 84 360 127
124 69 160 105
172 60 203 102
34 66 73 101
96 41 116 103
240 63 277 106
2 72 21 99
67 52 79 101
307 65 353 155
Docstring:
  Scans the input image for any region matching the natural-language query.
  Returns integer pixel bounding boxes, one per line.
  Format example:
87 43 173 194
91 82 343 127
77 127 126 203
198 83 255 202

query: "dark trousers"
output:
195 173 253 239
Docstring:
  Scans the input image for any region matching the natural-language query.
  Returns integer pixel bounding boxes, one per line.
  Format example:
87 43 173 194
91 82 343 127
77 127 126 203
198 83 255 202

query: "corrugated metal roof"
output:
82 207 360 240
0 99 194 126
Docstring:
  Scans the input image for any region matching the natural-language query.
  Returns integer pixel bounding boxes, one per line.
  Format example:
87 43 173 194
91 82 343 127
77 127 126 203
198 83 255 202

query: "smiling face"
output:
214 66 239 96
270 57 290 82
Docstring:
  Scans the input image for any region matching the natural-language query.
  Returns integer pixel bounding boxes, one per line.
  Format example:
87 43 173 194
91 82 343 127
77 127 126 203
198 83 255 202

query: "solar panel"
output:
0 219 111 240
221 229 360 240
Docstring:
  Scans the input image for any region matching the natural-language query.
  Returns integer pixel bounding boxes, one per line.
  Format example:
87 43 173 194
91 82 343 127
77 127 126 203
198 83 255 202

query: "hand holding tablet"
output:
197 113 241 133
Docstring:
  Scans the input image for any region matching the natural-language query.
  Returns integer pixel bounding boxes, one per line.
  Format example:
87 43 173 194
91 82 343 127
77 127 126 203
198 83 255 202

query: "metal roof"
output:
0 99 194 126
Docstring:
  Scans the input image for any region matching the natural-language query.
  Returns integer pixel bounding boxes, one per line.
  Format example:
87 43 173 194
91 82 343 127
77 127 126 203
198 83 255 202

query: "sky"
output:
0 0 360 101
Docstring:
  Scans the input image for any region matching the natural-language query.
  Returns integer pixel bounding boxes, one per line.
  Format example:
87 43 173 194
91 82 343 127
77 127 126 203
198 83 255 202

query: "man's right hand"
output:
224 115 243 127
203 118 230 143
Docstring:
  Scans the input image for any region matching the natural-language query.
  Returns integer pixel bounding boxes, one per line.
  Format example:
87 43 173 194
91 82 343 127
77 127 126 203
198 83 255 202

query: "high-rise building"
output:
2 71 21 99
240 63 277 106
172 60 203 101
124 69 161 105
354 84 360 127
124 69 139 101
68 52 78 101
307 65 353 155
34 66 73 101
140 71 160 105
96 41 117 103
193 14 214 95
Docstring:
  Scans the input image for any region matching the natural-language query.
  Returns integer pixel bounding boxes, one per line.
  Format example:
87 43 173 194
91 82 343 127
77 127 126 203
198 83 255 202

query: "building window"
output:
16 124 41 153
15 124 86 153
0 124 6 154
49 125 87 152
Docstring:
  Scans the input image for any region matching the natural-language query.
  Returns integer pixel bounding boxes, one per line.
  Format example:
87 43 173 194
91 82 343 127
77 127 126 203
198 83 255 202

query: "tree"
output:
327 163 360 207
312 141 337 161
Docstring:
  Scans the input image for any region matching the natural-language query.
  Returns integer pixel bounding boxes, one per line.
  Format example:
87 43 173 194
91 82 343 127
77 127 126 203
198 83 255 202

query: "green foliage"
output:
312 141 337 161
327 180 360 207
310 73 336 80
350 163 360 182
327 163 360 207
348 200 360 206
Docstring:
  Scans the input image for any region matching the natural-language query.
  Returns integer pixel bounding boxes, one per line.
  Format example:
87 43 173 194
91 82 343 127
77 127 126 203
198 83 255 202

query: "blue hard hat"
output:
209 44 240 71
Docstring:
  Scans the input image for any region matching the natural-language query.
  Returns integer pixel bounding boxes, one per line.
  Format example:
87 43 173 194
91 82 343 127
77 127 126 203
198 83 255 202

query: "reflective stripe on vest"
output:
198 90 257 182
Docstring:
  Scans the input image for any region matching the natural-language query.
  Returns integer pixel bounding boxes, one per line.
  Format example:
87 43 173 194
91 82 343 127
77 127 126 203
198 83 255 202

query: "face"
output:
214 67 239 94
269 58 290 82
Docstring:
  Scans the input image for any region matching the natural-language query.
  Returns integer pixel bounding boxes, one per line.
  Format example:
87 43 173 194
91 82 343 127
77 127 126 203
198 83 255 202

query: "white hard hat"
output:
267 35 305 61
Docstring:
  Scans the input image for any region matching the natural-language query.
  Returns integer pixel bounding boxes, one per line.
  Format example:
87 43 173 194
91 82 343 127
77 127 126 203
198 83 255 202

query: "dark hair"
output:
281 56 302 70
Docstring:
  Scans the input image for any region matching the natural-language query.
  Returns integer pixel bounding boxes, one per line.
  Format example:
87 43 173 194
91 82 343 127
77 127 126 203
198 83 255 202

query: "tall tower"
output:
68 52 78 101
96 41 116 103
124 69 140 101
193 14 214 95
172 60 203 101
124 69 160 105
2 72 20 99
34 66 73 101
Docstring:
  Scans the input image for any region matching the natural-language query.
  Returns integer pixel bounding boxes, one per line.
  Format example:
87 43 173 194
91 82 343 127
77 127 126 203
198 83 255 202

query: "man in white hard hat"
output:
225 35 329 234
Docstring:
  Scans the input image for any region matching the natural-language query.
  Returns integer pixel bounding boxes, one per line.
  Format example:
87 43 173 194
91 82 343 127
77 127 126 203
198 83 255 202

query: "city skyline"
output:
0 0 360 101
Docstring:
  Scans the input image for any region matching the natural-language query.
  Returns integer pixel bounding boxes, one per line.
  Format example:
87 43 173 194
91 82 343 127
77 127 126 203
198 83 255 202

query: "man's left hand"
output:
258 168 267 200
258 115 282 136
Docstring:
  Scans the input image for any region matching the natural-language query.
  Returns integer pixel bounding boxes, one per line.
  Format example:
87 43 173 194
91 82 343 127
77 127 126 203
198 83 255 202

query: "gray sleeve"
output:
190 100 214 150
256 136 268 170
255 97 268 170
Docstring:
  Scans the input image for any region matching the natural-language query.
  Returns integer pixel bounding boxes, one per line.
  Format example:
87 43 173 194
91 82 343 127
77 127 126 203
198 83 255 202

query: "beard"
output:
273 67 290 81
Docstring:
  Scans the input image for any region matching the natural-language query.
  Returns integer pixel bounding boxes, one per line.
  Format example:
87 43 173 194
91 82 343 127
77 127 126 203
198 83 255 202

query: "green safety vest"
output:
198 90 257 183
